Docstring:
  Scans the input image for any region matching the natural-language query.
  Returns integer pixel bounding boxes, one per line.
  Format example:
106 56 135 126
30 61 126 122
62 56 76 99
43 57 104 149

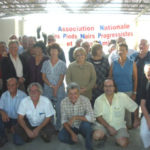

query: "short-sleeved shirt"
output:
0 90 27 119
94 92 138 130
61 95 95 128
41 59 66 86
141 81 150 114
17 95 55 127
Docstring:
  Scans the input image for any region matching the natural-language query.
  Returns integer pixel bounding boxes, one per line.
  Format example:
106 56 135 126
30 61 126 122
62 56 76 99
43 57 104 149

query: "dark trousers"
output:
0 115 17 138
14 118 56 143
58 121 93 150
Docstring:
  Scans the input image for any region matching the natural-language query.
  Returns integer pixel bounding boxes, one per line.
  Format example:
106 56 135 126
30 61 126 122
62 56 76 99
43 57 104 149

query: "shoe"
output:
13 134 25 145
0 137 8 147
97 136 107 148
41 133 51 143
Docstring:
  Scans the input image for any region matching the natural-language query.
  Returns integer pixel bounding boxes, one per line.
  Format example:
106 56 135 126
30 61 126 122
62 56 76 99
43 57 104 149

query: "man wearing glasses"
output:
92 78 139 147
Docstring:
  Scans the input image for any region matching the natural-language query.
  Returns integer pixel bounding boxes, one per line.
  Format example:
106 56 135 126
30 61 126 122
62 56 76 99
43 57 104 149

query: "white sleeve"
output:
17 99 26 116
45 100 55 117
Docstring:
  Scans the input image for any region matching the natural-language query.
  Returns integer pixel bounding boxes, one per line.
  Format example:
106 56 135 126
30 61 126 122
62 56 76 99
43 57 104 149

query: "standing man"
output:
135 39 150 107
13 82 56 145
140 64 150 149
58 82 95 150
0 78 27 147
93 78 138 147
68 39 83 63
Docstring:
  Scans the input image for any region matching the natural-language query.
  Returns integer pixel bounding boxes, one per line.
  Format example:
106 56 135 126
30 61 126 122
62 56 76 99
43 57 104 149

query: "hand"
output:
131 93 136 100
25 128 35 138
2 51 8 57
133 118 140 128
18 77 25 84
80 88 86 94
108 126 117 136
71 132 78 143
52 85 58 97
37 26 41 39
33 127 40 137
68 116 76 126
146 117 150 130
1 111 9 122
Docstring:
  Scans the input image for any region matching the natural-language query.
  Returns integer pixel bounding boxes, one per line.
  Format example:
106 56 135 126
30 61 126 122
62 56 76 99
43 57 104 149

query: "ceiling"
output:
0 0 150 18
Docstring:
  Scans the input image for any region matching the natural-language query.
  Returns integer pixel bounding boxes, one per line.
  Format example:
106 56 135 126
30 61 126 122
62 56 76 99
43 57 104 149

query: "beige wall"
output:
0 18 24 45
0 19 16 44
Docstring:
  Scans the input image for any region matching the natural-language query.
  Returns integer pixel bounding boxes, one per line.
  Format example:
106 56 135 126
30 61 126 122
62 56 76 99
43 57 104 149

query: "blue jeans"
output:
58 121 93 150
0 115 17 138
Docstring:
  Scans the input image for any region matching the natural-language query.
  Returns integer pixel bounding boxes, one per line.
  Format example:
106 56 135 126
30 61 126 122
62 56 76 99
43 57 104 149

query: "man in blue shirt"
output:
0 78 27 147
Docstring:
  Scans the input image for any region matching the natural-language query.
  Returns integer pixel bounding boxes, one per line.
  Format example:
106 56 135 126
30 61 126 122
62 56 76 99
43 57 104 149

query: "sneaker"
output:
0 137 8 147
96 136 107 148
13 134 25 145
41 133 51 143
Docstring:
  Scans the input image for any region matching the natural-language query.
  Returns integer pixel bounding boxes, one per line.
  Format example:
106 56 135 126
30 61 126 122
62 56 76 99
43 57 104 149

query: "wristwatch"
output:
133 91 137 95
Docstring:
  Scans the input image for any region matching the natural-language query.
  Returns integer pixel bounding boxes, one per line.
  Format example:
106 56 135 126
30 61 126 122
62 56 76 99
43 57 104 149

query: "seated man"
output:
0 78 27 147
13 82 56 145
58 82 95 150
140 64 150 149
93 78 138 147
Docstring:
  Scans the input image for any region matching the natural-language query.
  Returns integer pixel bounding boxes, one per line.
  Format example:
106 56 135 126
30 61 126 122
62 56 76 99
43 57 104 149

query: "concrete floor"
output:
1 128 146 150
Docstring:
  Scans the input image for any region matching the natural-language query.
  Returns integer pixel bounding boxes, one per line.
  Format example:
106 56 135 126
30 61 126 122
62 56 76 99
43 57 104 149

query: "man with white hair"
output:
108 37 137 65
140 64 150 148
13 82 56 145
58 82 95 150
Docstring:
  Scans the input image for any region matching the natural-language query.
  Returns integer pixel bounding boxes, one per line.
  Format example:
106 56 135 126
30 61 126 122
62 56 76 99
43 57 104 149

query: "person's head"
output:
67 82 80 104
75 39 83 47
117 43 128 57
91 43 103 57
144 64 150 81
103 78 117 96
7 78 18 95
9 34 17 40
28 36 36 55
27 82 43 102
22 35 28 50
73 47 86 63
81 41 90 54
0 41 7 55
108 44 116 54
9 40 19 57
48 35 56 45
139 39 149 55
117 37 126 45
33 41 47 56
47 43 61 57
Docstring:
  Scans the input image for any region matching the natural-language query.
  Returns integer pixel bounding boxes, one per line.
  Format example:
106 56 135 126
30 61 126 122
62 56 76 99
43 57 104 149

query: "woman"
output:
28 41 49 86
41 43 66 130
66 47 96 100
109 43 137 128
88 43 109 106
1 40 28 92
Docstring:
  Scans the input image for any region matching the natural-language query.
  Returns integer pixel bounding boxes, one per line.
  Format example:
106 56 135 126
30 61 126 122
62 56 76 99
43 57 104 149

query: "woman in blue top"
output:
41 43 66 130
109 43 137 128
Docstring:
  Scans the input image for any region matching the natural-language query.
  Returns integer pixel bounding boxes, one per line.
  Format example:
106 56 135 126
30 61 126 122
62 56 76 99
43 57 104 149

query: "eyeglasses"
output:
104 85 114 88
76 53 85 57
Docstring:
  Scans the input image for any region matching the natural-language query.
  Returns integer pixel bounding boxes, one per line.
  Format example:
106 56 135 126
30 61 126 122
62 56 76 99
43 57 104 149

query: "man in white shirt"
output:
13 82 56 145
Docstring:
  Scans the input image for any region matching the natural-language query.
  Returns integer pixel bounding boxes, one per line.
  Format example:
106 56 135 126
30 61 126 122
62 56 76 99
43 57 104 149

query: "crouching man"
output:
93 78 139 147
0 78 27 147
13 82 56 145
58 82 95 150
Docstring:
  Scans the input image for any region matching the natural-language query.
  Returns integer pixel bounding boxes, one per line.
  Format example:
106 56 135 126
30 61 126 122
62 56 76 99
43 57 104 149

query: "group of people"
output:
0 34 150 150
